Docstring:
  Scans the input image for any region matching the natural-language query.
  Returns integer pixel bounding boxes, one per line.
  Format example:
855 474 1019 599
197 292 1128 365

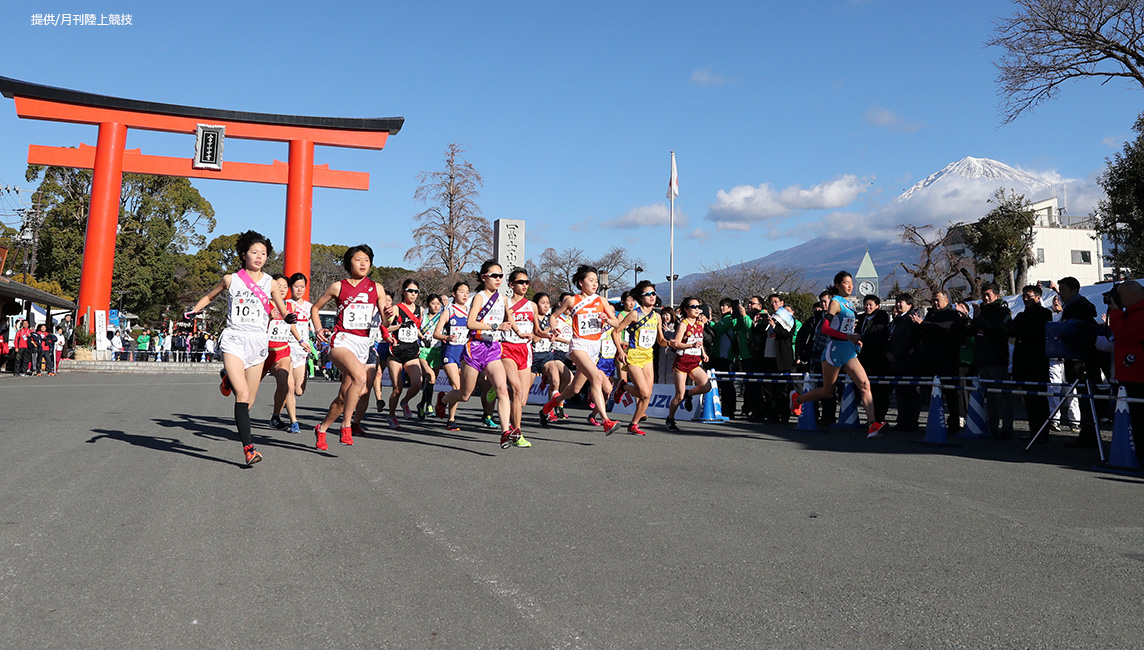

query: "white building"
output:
946 196 1109 294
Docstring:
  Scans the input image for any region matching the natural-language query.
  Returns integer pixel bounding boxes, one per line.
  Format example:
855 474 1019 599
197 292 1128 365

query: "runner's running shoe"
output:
603 419 622 436
315 425 328 451
219 369 232 397
627 424 646 436
435 393 447 419
289 422 300 434
500 429 513 449
588 415 602 427
540 409 557 426
243 444 263 465
683 393 693 412
789 390 802 416
445 420 460 431
417 403 427 421
556 404 568 420
483 416 498 429
270 415 287 430
402 403 412 419
388 416 400 430
665 418 680 432
352 422 366 438
867 422 886 439
340 427 354 446
512 432 532 448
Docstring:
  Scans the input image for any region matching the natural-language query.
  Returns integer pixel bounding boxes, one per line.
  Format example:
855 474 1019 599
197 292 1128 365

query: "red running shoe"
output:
603 419 622 436
352 422 366 438
789 390 802 416
314 425 328 451
867 422 886 439
243 444 263 465
219 369 232 397
627 423 646 436
340 426 354 446
588 415 602 427
499 429 513 449
435 392 447 419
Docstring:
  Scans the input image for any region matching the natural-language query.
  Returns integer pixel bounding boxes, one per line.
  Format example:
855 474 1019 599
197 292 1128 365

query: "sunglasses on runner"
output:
642 291 656 297
405 289 420 294
513 279 530 285
685 303 700 309
484 273 504 279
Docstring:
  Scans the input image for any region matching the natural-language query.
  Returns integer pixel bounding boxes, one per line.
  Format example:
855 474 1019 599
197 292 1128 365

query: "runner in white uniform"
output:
184 230 293 466
287 273 315 401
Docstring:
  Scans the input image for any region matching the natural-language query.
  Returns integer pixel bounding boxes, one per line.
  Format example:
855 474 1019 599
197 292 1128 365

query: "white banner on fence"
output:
94 310 108 351
380 370 700 420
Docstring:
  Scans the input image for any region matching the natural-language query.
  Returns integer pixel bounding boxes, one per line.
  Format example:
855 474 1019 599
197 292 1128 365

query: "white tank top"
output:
502 298 535 344
288 298 314 337
225 272 274 334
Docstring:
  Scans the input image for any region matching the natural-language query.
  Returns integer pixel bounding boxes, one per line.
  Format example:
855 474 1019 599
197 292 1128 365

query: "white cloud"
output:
863 107 924 133
706 174 869 226
691 68 732 86
686 228 710 240
602 204 687 229
715 221 751 231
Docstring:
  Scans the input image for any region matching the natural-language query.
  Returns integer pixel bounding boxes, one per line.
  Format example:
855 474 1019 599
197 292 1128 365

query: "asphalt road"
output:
1 373 1142 649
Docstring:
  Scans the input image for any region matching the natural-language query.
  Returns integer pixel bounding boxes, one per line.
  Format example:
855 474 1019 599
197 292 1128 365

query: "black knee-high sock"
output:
235 402 253 447
419 380 433 407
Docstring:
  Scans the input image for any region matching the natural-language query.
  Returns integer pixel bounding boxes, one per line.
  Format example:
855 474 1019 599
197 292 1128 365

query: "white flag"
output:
667 151 679 200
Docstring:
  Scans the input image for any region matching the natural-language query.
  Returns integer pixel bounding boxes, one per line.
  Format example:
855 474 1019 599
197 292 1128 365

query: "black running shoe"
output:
683 394 693 412
665 418 680 431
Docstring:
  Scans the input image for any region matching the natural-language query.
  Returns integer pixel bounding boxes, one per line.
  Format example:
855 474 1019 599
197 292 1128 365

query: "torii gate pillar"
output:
77 121 127 319
285 139 315 293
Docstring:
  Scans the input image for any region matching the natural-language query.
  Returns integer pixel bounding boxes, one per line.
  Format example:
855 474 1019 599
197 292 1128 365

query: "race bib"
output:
682 333 702 356
268 320 291 343
533 337 552 353
231 300 262 326
576 312 601 336
637 328 656 349
344 302 375 330
397 326 419 344
448 326 469 346
837 316 856 335
601 336 616 358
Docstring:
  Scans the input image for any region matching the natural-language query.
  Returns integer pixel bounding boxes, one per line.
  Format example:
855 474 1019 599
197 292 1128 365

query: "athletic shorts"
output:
266 344 290 365
390 342 420 365
443 343 465 366
462 339 502 373
531 350 554 374
823 339 859 367
674 353 702 374
501 341 532 371
570 337 602 364
332 331 371 365
626 346 654 369
596 357 616 376
289 340 310 369
219 329 270 369
421 346 443 370
376 342 390 363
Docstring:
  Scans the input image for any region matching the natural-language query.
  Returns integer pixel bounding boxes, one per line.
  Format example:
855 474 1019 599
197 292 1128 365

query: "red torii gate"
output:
0 76 403 331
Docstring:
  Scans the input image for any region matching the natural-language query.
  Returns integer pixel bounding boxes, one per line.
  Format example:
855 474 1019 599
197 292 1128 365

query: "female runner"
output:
264 273 309 433
551 293 575 419
415 293 445 420
285 273 315 421
372 292 394 412
433 281 470 431
530 292 572 422
437 260 524 448
540 266 622 435
310 245 388 450
385 279 425 428
184 230 293 466
790 271 885 438
500 268 540 448
612 280 667 435
664 297 713 431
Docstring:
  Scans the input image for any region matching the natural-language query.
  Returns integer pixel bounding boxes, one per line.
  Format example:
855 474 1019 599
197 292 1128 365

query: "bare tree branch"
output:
405 143 493 275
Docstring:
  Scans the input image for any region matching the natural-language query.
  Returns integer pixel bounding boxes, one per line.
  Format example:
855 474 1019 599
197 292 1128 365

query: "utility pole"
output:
2 186 41 278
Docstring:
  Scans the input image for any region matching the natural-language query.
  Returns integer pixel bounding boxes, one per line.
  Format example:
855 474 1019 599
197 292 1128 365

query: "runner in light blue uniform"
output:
823 295 859 367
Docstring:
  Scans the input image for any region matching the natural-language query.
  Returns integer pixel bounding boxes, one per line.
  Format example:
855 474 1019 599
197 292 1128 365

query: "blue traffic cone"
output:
794 373 820 431
1098 386 1140 473
832 380 864 430
696 377 728 423
922 376 955 445
958 377 989 439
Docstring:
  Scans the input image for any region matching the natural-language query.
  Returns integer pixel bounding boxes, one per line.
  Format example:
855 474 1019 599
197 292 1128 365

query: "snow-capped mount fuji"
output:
678 156 1063 293
896 156 1054 203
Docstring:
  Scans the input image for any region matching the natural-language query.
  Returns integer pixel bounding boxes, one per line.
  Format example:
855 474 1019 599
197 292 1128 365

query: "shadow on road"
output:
86 428 248 468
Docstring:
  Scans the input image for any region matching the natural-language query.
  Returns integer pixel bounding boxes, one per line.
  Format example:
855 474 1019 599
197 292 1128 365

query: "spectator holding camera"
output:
708 298 749 418
749 294 796 422
973 283 1013 438
1108 280 1144 461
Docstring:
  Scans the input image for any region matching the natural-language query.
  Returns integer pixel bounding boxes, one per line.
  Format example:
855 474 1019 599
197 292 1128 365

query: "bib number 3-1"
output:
344 302 374 330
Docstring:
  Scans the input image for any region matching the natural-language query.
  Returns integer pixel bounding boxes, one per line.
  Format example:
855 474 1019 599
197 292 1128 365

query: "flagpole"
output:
668 150 677 308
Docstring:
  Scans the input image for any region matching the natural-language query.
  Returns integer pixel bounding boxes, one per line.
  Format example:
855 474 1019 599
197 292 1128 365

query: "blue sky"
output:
0 0 1140 279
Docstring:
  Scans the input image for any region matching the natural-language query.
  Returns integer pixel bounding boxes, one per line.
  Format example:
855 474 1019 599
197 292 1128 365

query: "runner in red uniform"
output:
311 245 388 450
500 268 540 447
664 297 713 431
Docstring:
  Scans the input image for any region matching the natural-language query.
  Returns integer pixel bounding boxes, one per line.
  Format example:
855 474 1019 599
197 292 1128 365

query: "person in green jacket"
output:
708 298 751 418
